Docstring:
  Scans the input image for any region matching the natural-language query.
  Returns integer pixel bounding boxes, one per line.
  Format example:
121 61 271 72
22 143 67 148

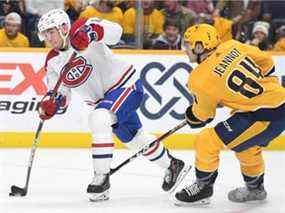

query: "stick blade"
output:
9 185 27 197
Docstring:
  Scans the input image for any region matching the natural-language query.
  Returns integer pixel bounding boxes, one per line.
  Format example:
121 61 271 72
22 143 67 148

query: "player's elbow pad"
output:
185 105 213 128
101 20 123 45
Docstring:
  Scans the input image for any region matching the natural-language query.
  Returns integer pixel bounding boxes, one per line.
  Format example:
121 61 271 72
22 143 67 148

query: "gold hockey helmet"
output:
183 24 221 53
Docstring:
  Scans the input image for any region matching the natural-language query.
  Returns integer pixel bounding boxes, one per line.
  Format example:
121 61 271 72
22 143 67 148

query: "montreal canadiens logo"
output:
61 56 93 88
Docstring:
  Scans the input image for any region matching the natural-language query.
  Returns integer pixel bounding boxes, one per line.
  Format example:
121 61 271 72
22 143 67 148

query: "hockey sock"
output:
243 173 264 189
196 168 218 186
143 140 171 169
92 139 114 174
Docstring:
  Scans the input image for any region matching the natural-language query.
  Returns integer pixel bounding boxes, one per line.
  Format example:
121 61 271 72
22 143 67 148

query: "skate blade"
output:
169 164 192 194
89 190 110 202
174 197 210 206
229 197 267 203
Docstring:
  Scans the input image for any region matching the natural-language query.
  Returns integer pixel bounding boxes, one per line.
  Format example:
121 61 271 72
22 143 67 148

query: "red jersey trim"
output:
44 49 59 70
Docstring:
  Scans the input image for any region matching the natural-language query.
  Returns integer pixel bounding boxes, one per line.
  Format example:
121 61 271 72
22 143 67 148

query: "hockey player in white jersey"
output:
37 9 190 202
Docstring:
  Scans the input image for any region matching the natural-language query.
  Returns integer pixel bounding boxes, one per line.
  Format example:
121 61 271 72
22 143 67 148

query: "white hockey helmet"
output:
37 9 71 42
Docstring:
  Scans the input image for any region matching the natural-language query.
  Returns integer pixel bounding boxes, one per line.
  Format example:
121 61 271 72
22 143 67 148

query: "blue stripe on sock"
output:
92 154 113 159
149 148 165 161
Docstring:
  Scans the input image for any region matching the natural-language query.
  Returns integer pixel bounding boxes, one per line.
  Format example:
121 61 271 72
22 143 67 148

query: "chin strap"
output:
197 53 203 64
59 28 69 49
197 49 215 64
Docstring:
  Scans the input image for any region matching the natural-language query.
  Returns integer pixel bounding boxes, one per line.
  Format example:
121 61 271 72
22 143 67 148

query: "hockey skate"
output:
228 184 267 203
174 170 218 206
87 173 110 202
162 157 191 193
174 180 213 206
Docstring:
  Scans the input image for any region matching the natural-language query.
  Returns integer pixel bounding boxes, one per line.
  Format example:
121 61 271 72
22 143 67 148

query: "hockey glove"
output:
38 91 67 120
185 105 212 129
70 19 104 51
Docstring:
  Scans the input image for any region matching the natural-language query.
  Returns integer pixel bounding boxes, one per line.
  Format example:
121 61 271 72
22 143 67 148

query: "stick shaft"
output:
24 120 44 190
110 120 187 175
20 52 77 194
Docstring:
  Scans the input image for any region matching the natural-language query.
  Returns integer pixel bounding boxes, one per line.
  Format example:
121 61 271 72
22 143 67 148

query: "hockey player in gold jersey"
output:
174 23 285 206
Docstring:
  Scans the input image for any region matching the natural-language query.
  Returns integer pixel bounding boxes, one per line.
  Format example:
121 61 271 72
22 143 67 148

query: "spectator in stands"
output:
246 21 271 50
0 12 29 47
260 1 285 45
152 18 181 50
196 13 241 43
273 25 285 51
13 0 43 47
213 0 244 20
116 0 135 13
161 0 196 34
213 0 244 41
260 1 285 21
236 0 262 42
24 11 42 47
25 0 64 16
241 0 261 23
122 0 164 48
0 0 25 28
186 0 214 15
64 0 85 24
0 0 24 16
23 0 63 47
79 0 123 25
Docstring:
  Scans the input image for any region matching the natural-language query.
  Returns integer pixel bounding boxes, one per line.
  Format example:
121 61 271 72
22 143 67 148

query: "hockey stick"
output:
9 52 77 197
9 120 44 197
110 120 188 175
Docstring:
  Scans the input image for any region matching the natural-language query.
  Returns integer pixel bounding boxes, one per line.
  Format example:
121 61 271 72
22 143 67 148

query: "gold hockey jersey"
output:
188 39 285 121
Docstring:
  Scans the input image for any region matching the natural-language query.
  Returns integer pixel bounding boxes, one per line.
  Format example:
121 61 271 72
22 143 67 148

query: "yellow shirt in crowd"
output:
79 6 123 26
0 29 29 47
273 37 285 51
213 17 233 43
122 8 164 35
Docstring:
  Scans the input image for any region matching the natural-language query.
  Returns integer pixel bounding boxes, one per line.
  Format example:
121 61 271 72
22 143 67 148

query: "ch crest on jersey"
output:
61 56 93 88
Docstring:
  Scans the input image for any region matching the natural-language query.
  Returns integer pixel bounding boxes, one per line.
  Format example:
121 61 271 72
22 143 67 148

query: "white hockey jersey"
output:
44 18 137 105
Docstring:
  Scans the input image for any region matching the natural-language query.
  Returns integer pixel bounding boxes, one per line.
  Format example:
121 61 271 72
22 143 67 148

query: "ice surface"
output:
1 149 285 213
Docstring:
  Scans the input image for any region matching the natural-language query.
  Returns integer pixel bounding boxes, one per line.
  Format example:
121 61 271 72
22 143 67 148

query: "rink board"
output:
0 48 285 149
0 132 285 150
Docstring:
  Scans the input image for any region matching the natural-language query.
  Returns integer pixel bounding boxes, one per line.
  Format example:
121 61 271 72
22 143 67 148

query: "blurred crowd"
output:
1 0 285 51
